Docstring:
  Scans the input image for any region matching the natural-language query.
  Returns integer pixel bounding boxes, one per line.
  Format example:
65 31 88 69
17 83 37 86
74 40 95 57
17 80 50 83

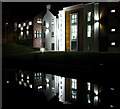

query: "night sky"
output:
2 2 85 22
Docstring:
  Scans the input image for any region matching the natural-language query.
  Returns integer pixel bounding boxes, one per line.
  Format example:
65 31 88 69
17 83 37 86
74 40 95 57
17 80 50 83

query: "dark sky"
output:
2 2 84 22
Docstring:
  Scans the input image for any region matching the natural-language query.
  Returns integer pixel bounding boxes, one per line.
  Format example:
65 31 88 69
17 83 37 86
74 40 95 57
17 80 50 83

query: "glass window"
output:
87 12 92 22
71 41 77 51
87 25 92 37
34 31 37 38
71 79 77 89
51 32 54 37
51 19 54 25
71 25 77 39
87 82 91 91
51 43 54 50
71 14 77 24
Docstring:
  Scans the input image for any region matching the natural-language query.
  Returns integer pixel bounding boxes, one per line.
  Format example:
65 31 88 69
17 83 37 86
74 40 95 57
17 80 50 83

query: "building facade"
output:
16 2 120 53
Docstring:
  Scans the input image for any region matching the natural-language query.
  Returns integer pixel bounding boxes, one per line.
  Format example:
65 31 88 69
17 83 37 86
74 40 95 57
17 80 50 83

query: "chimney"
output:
46 4 51 11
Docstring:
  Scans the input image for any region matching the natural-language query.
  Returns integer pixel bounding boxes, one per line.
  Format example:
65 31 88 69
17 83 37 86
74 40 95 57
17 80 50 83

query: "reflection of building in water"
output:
15 70 105 106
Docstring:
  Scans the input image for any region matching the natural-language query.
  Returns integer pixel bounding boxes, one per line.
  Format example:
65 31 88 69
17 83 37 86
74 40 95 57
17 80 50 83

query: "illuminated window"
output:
35 72 41 79
18 24 21 28
71 79 77 89
27 80 29 83
71 14 77 24
87 12 92 22
87 82 91 91
38 86 42 89
111 9 115 13
111 29 115 32
71 90 77 99
26 26 29 30
71 79 77 99
37 18 42 24
51 32 54 37
71 13 78 51
29 21 32 25
71 25 77 39
23 23 26 26
87 25 92 37
34 31 37 38
111 42 115 46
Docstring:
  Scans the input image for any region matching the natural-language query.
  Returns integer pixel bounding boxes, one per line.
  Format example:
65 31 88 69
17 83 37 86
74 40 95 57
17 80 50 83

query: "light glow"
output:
46 23 49 28
110 88 115 90
111 10 115 13
18 24 21 28
7 81 9 84
23 23 26 26
29 84 32 88
29 21 32 25
87 82 91 90
27 75 29 79
21 79 23 82
38 86 42 89
111 42 115 46
19 81 22 85
24 83 27 87
26 30 29 35
27 80 29 83
110 105 114 107
26 26 29 29
111 29 115 32
21 27 23 31
21 74 24 78
46 28 49 34
40 48 45 52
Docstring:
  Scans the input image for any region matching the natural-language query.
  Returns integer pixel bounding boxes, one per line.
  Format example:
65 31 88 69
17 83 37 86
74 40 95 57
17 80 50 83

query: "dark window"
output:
51 32 54 37
71 41 77 51
51 43 54 50
43 21 46 26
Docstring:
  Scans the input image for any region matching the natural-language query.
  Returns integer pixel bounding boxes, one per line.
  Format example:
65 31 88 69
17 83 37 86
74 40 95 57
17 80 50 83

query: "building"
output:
42 5 57 51
17 20 33 46
33 13 44 50
16 2 120 53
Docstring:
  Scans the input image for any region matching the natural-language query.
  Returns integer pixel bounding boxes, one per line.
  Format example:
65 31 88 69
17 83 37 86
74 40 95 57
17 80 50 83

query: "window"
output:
71 25 77 39
71 14 77 24
87 82 91 91
29 21 32 25
26 30 29 35
51 43 54 50
87 25 92 37
71 79 77 99
23 23 26 26
71 41 77 51
51 32 54 37
87 12 92 22
34 72 41 80
71 79 77 89
51 19 54 25
18 24 21 28
34 31 37 38
43 20 46 26
37 18 42 24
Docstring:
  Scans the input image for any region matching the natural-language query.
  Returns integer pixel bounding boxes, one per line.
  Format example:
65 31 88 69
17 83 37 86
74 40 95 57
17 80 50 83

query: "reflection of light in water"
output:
47 84 49 87
110 88 115 90
110 105 114 108
19 81 22 85
27 75 29 79
46 78 49 83
24 83 27 87
94 96 98 105
38 86 42 89
29 84 32 88
21 79 23 82
27 80 29 83
7 81 9 84
21 74 23 78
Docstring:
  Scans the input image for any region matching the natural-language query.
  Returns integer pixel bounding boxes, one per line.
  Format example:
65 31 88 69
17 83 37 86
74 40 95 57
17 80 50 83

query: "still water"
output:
3 68 120 108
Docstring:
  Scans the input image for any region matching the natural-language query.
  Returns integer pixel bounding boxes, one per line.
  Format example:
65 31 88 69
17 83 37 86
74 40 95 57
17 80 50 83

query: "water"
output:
3 68 120 108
